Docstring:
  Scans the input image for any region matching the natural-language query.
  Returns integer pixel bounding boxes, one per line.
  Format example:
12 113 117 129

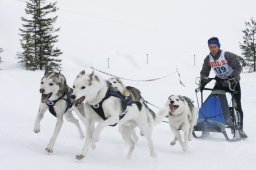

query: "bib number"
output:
214 66 226 75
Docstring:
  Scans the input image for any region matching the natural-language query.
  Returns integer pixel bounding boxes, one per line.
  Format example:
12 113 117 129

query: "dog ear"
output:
94 75 100 82
57 71 61 77
77 70 85 78
88 71 94 86
90 70 95 76
89 71 100 83
80 70 85 75
116 77 122 84
58 77 67 96
168 95 174 100
44 66 49 76
178 95 185 101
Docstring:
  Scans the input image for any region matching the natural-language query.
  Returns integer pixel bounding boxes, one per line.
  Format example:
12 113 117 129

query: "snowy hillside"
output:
0 0 256 170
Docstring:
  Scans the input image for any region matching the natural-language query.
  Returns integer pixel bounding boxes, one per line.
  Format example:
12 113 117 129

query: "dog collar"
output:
168 111 183 117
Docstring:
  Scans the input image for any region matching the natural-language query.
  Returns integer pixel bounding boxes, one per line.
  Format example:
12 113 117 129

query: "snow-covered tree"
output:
18 0 62 71
0 48 3 69
240 17 256 72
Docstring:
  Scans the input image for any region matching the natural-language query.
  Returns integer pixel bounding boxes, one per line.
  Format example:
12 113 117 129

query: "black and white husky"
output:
159 95 198 151
71 71 157 159
107 77 158 126
107 77 142 101
33 71 84 153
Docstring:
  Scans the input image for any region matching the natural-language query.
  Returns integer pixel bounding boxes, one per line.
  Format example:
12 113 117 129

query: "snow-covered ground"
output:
0 0 256 170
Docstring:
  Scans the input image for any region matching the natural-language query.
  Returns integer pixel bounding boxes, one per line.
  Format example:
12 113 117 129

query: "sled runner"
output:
193 78 242 141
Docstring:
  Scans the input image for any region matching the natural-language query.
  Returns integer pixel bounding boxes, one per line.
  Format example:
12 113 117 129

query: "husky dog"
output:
33 71 84 153
107 77 142 101
159 95 198 152
71 71 157 160
107 77 157 121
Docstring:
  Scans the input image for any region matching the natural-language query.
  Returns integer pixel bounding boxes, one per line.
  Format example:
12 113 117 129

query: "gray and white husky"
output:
33 71 84 153
71 71 157 160
158 95 198 152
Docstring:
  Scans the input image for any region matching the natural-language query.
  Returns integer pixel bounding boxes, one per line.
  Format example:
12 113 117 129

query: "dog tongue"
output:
41 93 51 102
74 96 85 107
169 104 175 112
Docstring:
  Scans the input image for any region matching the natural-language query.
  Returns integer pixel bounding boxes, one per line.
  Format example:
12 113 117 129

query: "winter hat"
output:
208 37 221 48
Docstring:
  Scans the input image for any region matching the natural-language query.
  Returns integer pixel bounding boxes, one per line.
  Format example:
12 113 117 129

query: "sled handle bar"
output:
202 88 214 91
195 87 213 92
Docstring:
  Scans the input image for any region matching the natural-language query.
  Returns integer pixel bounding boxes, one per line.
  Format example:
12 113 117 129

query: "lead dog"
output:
33 71 84 153
159 95 198 151
71 71 157 159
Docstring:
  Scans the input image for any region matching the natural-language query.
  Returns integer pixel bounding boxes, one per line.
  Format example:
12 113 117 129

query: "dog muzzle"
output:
169 104 179 113
74 96 85 107
41 93 52 103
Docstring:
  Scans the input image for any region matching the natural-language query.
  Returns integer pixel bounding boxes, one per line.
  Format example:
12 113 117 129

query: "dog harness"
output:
45 90 73 117
90 88 133 126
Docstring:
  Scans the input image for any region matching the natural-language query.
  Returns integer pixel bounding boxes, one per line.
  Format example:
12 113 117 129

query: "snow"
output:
0 0 256 170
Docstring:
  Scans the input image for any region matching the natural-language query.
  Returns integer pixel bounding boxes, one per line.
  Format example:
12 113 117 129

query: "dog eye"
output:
49 83 54 86
113 81 117 83
41 82 44 84
73 85 76 89
81 86 86 89
176 99 179 101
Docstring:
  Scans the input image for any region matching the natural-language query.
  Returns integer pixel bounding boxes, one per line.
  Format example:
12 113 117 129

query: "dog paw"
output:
182 145 188 152
91 135 99 144
150 151 157 158
90 143 96 150
33 129 40 133
170 141 176 145
75 154 85 160
126 154 132 160
80 135 85 140
45 147 53 153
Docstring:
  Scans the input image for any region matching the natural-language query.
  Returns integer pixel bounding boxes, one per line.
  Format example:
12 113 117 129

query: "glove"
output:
200 77 211 91
222 79 237 90
227 74 235 79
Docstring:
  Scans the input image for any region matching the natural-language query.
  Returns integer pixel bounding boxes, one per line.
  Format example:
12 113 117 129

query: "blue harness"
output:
45 90 73 117
90 88 133 126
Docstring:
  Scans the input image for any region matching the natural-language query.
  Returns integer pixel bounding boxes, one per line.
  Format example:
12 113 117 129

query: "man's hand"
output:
200 77 211 91
223 78 237 90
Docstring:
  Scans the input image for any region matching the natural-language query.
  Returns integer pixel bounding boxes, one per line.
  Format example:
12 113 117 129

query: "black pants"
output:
213 81 244 129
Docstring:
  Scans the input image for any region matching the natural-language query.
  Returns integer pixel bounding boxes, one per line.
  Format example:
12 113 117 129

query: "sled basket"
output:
193 87 241 141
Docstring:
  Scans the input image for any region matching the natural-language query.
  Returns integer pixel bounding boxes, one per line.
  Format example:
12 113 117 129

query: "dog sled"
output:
193 78 242 141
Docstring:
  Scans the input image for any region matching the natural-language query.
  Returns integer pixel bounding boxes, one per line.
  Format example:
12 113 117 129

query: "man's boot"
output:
238 129 248 139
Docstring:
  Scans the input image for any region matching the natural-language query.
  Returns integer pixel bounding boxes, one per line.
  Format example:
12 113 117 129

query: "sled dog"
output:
107 77 142 101
33 71 84 153
107 77 157 121
159 95 198 151
71 71 157 160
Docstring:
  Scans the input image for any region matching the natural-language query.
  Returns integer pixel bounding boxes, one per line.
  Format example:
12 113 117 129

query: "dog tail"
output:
154 107 169 125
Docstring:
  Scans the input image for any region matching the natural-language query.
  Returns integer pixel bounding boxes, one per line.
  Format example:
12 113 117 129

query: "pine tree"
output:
240 17 256 72
18 0 62 71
